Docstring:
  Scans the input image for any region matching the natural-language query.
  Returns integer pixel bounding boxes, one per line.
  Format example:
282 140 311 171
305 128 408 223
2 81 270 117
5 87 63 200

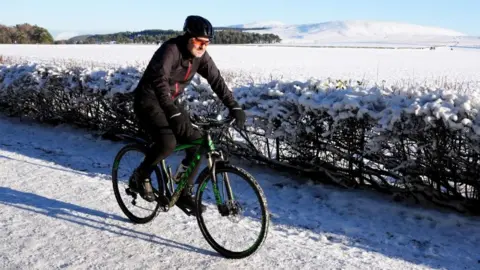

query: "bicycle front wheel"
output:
195 163 269 259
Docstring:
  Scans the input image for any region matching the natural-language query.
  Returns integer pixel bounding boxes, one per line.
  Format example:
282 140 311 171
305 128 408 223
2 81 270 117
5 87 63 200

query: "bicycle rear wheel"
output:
195 163 269 259
112 143 168 224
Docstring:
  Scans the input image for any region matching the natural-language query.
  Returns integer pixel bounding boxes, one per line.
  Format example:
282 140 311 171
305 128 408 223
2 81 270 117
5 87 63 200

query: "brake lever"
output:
228 118 236 126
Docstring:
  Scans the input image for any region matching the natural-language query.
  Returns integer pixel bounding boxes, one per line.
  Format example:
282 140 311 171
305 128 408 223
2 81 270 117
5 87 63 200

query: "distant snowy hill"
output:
234 20 476 47
229 21 286 29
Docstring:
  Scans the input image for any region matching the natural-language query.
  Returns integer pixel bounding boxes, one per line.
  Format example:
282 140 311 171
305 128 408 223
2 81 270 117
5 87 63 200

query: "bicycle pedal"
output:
177 204 195 216
156 194 170 205
125 188 137 199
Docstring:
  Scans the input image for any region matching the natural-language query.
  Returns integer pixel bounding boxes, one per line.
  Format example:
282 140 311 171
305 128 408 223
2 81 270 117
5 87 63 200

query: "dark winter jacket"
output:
134 35 237 118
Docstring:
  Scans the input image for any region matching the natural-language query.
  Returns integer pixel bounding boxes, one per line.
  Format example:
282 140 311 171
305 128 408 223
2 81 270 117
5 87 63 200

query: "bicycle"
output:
111 114 270 259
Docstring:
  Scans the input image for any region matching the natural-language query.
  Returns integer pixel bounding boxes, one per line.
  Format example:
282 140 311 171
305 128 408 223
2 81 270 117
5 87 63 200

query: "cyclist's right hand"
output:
168 112 191 136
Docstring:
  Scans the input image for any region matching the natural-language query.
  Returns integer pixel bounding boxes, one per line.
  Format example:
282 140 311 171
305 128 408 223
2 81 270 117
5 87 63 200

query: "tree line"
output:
214 30 281 44
58 29 282 44
0 23 282 45
0 23 54 44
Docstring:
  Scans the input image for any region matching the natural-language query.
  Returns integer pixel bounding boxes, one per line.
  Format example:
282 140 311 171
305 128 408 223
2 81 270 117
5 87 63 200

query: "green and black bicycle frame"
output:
158 131 235 215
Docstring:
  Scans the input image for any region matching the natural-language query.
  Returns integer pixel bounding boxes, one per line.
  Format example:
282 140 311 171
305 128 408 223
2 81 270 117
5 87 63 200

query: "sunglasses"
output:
192 38 210 47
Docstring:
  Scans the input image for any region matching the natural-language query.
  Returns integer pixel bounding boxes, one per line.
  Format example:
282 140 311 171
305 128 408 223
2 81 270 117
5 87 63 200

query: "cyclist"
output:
130 15 246 213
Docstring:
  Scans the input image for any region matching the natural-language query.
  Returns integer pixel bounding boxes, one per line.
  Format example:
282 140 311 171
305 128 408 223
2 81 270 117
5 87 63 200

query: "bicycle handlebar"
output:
190 114 236 129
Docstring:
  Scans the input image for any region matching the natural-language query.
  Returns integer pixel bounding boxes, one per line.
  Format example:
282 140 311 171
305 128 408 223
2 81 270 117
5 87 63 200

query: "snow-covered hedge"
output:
1 61 479 214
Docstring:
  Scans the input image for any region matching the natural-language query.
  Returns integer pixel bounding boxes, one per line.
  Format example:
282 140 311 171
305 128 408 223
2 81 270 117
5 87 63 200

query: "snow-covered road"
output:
1 116 479 270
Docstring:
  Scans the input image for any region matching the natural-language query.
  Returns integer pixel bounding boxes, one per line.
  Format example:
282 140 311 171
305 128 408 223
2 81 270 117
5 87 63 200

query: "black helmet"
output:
183 15 214 39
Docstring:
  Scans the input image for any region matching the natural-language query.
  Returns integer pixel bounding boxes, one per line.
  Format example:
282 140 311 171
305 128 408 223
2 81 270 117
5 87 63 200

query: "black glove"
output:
228 104 246 129
168 112 192 137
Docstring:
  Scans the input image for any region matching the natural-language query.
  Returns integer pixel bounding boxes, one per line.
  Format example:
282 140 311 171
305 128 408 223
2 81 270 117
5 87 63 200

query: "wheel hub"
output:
218 200 242 216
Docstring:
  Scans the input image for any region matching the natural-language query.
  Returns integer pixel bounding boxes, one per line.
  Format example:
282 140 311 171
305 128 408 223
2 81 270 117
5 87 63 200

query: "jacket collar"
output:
176 35 195 61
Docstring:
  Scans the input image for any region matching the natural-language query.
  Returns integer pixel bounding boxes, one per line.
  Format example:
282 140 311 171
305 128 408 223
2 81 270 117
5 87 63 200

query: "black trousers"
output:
134 100 201 192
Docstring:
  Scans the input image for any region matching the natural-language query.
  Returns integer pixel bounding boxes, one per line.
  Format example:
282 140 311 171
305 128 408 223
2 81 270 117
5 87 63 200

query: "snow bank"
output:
0 62 143 96
230 78 480 139
3 62 477 138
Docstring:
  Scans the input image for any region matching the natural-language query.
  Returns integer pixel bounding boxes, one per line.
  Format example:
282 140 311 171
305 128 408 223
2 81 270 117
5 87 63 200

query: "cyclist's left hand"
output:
229 106 246 129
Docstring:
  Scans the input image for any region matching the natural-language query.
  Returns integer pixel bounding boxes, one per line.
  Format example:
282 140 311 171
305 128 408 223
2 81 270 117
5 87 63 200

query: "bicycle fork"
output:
207 151 238 216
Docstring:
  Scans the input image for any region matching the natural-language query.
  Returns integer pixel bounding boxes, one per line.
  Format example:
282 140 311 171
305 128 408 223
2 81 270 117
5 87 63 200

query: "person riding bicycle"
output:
130 15 246 212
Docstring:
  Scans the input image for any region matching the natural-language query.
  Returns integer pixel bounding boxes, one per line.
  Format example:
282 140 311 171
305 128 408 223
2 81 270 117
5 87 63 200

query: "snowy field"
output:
1 116 480 270
1 44 480 86
2 43 480 269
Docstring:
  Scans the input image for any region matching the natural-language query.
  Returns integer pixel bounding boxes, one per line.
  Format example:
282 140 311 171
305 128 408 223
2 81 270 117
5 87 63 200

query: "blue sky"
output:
1 0 479 38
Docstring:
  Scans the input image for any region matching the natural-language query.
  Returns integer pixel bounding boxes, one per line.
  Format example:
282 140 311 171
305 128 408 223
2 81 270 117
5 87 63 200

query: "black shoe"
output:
129 169 155 202
176 194 206 215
